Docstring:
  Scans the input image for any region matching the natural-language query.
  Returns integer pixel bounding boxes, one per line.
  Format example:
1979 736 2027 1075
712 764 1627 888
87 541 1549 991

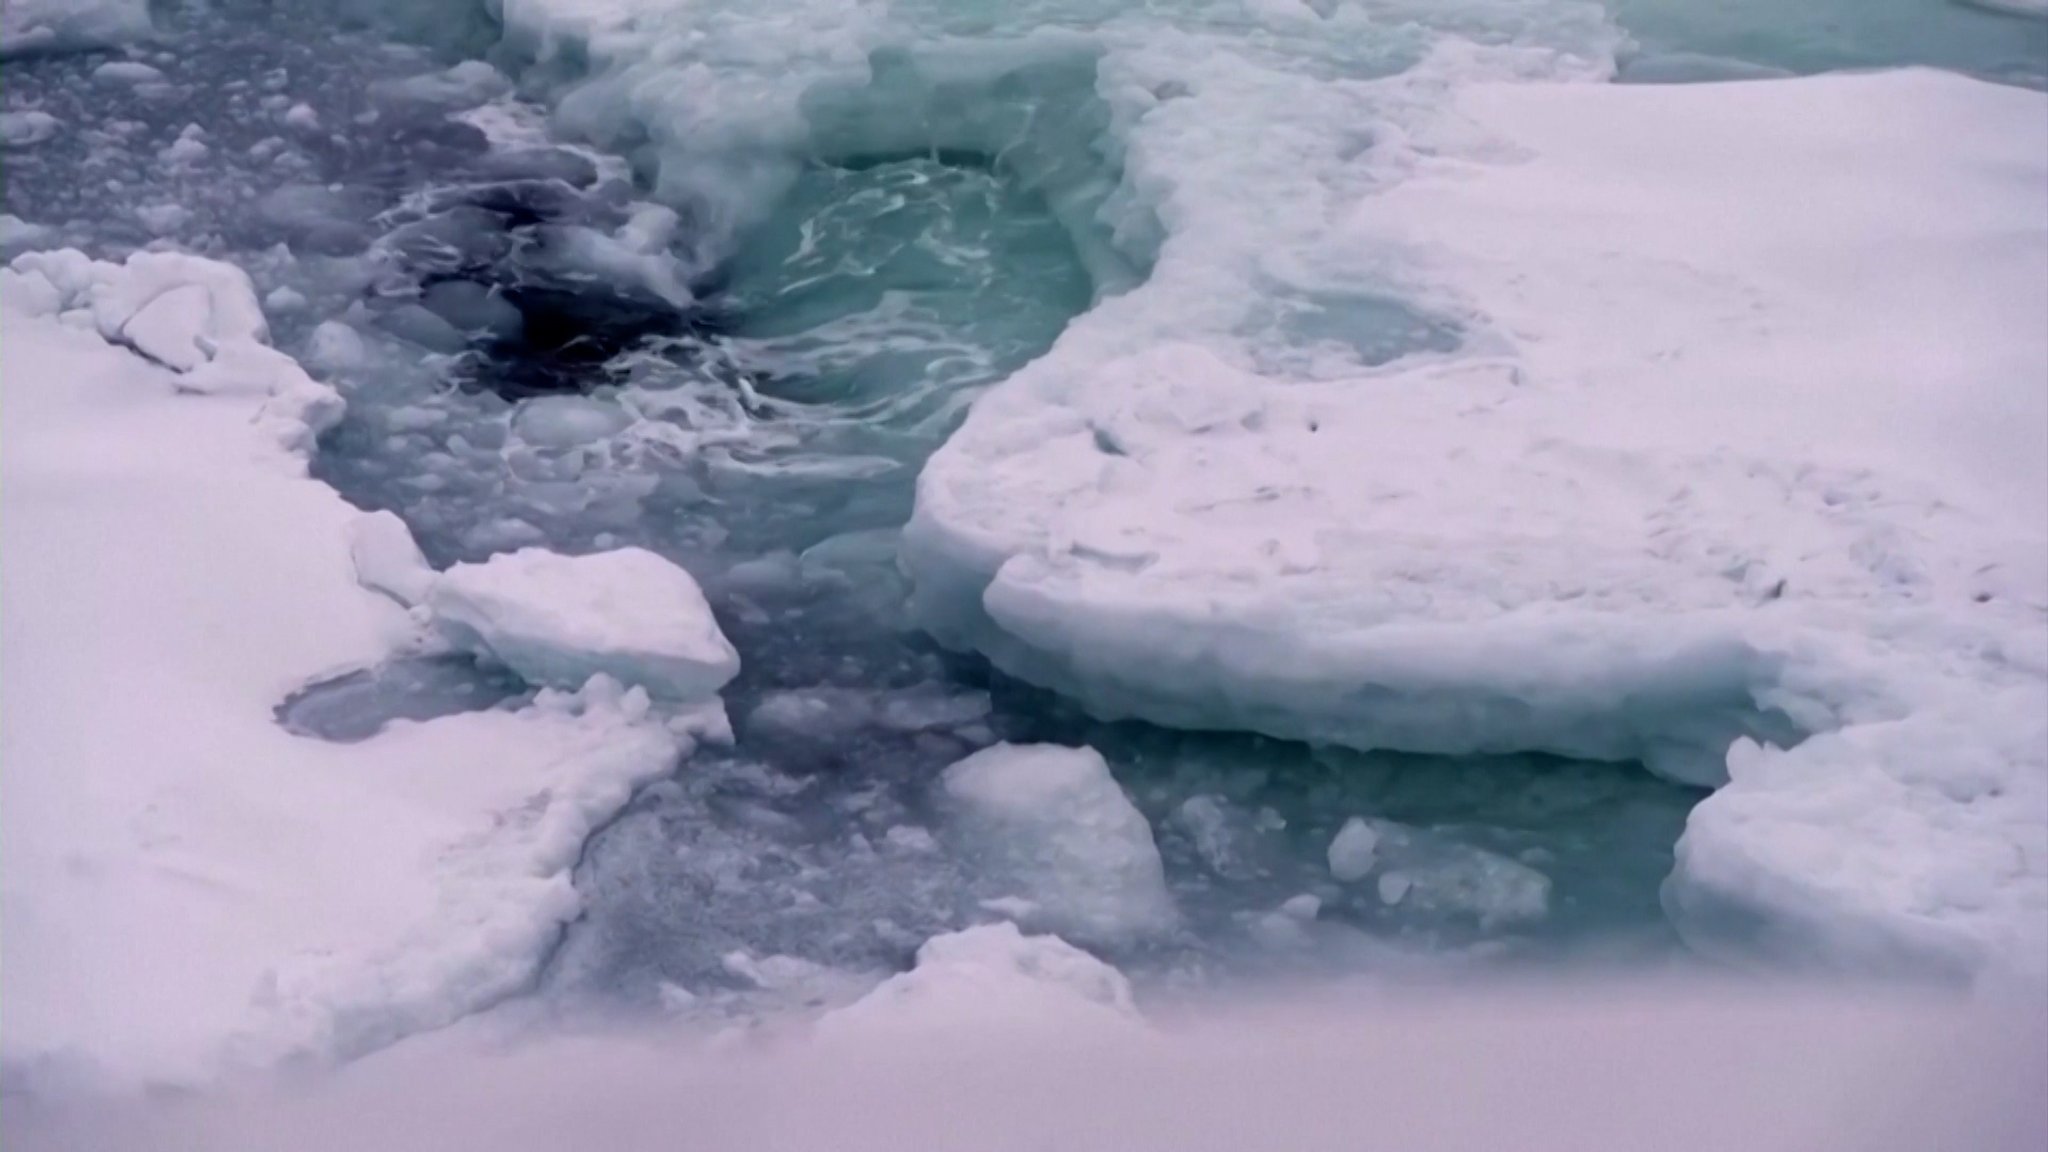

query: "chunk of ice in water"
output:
939 743 1176 943
512 395 632 449
1327 817 1379 883
305 320 366 374
1366 821 1552 928
426 546 739 700
818 922 1138 1039
91 59 162 85
0 111 61 148
423 279 523 342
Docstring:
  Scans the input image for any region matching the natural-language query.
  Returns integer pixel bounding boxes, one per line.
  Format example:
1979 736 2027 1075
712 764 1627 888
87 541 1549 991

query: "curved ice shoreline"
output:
0 252 732 1090
906 69 2048 979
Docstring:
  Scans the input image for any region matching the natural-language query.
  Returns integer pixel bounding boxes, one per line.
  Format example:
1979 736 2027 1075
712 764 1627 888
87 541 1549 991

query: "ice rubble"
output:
0 250 727 1092
901 70 2048 977
427 547 741 700
817 922 1142 1040
939 743 1177 943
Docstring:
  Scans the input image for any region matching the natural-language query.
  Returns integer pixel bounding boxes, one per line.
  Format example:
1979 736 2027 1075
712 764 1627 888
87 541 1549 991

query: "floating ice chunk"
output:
1378 872 1413 906
0 213 54 258
265 286 307 314
91 59 162 85
1 0 150 58
1327 817 1380 883
135 202 190 235
0 110 60 147
1366 822 1552 928
348 511 437 607
282 102 320 130
512 395 632 449
422 279 523 342
305 320 367 375
1278 893 1322 921
939 743 1176 942
379 302 468 353
370 61 512 110
1175 794 1268 881
817 923 1140 1039
158 124 208 166
427 546 739 700
257 184 380 256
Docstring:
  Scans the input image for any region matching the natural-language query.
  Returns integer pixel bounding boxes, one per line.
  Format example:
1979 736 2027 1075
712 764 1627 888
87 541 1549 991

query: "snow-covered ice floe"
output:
903 70 2048 979
0 250 730 1093
816 921 1143 1041
423 546 741 701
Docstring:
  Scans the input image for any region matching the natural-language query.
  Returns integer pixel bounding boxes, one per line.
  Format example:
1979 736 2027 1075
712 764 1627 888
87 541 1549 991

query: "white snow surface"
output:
0 251 723 1093
939 743 1177 943
902 69 2048 979
816 922 1142 1041
425 546 740 699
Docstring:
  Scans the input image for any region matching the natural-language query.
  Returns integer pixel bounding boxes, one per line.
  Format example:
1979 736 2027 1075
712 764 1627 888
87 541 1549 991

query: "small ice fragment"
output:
92 60 162 85
0 111 60 148
282 102 319 130
656 981 698 1012
1327 816 1379 882
158 124 207 165
885 825 938 854
818 923 1138 1039
304 320 365 374
1278 893 1322 921
264 286 306 314
940 743 1176 942
427 546 739 700
512 395 632 449
1378 871 1412 906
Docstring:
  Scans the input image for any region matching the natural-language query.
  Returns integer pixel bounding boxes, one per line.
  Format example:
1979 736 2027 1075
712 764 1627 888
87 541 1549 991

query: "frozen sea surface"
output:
1 0 2043 1098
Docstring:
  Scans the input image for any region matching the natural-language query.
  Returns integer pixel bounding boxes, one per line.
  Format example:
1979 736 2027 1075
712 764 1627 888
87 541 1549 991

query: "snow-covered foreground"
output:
8 964 2043 1152
0 252 731 1091
905 68 2048 980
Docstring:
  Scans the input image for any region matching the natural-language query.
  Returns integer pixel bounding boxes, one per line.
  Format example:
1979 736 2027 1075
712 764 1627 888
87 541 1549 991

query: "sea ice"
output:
1 0 150 58
347 510 438 607
1327 818 1379 883
903 68 2048 979
938 743 1176 943
816 922 1141 1040
426 546 741 700
0 249 720 1091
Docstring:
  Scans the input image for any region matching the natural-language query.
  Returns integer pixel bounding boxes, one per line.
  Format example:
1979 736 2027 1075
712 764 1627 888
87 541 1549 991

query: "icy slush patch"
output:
427 546 740 700
939 743 1176 943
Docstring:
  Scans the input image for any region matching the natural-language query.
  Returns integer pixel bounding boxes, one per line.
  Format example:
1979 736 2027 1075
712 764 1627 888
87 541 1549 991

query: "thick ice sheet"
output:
904 70 2048 977
0 253 719 1092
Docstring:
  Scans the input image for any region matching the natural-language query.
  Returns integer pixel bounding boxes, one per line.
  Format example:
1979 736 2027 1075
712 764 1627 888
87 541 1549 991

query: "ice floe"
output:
0 249 724 1092
939 743 1177 943
903 69 2048 978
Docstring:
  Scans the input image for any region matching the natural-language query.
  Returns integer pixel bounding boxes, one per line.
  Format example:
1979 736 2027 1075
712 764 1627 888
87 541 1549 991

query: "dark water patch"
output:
277 653 528 743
